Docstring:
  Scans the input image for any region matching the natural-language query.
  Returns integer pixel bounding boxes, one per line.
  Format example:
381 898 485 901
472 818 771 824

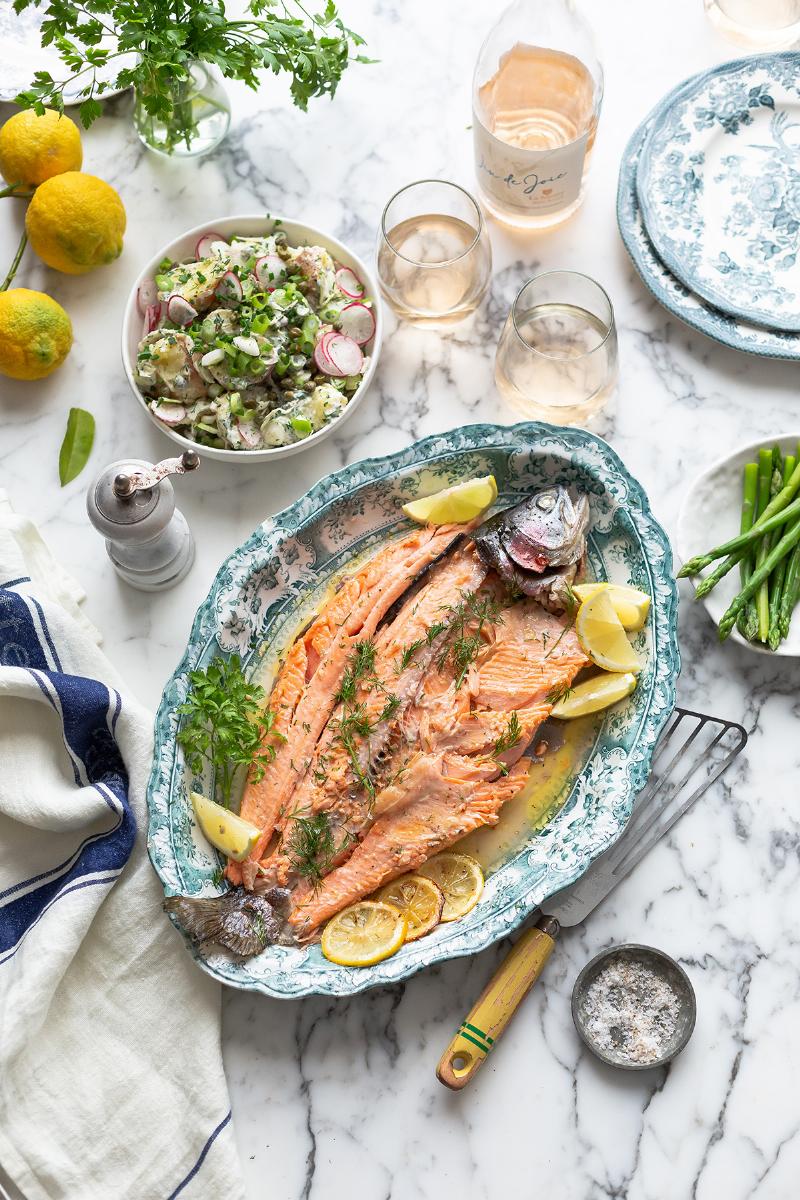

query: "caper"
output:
288 326 301 338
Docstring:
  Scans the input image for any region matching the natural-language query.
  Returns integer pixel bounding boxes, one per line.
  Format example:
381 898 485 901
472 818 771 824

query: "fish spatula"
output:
436 707 747 1090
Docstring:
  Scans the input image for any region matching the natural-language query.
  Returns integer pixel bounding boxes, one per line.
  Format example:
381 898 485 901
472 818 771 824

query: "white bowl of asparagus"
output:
677 434 800 656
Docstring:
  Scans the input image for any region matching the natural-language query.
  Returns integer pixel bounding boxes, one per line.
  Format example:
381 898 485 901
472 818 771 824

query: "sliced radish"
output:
314 341 344 376
137 278 158 315
335 266 365 299
254 254 286 289
195 231 226 259
314 331 344 373
200 347 225 367
142 302 163 337
167 295 198 326
216 271 243 302
151 401 187 425
336 302 375 346
237 420 263 449
325 334 363 376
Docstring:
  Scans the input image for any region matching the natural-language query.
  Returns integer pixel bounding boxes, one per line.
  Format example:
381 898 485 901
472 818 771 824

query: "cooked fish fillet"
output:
228 523 466 887
227 513 589 939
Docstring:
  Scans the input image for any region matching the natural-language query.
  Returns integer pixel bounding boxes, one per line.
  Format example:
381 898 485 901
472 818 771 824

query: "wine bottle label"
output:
472 116 589 216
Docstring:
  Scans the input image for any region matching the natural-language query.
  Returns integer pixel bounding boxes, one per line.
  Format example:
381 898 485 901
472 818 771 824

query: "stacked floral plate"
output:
617 52 800 360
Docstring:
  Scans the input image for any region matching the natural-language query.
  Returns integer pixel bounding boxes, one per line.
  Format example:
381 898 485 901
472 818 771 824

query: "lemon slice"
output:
402 475 498 525
550 671 637 719
378 875 445 942
191 791 262 862
572 583 651 631
321 901 407 967
576 590 642 674
417 853 484 922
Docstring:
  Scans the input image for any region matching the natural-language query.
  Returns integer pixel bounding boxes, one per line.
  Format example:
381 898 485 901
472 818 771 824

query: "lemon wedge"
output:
576 590 642 674
550 671 637 719
191 791 262 862
572 582 651 632
321 901 407 967
417 853 484 922
402 475 498 525
378 874 444 942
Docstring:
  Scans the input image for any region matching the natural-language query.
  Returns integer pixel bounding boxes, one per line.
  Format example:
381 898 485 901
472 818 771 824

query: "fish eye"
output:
536 492 556 512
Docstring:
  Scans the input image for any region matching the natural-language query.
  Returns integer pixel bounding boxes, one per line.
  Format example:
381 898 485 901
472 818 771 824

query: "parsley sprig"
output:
13 0 372 146
177 654 281 808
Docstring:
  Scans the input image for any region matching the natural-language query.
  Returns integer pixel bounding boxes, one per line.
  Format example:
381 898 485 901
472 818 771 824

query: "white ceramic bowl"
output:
676 433 800 657
121 215 383 462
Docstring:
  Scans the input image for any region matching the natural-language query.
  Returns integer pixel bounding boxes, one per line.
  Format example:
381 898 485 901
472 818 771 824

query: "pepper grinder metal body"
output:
86 452 199 592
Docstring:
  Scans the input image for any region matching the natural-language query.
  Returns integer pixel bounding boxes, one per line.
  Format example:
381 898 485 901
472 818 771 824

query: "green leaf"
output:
58 407 95 486
79 97 103 127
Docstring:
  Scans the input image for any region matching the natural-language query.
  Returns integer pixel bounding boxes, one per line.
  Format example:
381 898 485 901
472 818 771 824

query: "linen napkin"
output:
0 491 245 1200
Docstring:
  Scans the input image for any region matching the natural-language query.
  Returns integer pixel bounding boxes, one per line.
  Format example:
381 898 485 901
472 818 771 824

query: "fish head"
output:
502 486 589 570
473 485 589 611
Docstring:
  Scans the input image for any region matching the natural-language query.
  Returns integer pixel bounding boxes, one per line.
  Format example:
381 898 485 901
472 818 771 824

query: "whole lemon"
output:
0 109 82 187
26 172 126 275
0 288 73 380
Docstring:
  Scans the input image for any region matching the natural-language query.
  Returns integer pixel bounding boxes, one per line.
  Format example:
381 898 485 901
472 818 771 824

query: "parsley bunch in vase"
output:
14 0 370 159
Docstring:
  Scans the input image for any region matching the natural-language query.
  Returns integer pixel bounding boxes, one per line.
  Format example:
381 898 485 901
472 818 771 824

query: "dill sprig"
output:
544 584 580 660
493 711 522 775
329 638 401 799
286 811 350 886
398 640 424 671
546 681 574 705
439 592 505 687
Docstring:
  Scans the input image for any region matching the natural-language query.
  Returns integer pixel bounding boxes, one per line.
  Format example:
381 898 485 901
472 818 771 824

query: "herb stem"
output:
1 231 28 292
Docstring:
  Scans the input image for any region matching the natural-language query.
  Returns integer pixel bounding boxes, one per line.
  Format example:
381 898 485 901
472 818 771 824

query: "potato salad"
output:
134 226 375 451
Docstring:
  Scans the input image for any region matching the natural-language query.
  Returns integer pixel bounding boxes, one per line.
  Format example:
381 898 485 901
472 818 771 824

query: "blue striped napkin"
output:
0 493 244 1200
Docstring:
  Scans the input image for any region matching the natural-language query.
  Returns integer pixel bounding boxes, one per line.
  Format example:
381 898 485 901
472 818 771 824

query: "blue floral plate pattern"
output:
638 53 800 332
147 422 679 999
618 79 800 360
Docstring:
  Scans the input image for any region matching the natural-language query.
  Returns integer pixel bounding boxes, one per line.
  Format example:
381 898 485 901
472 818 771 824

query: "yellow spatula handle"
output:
436 915 559 1091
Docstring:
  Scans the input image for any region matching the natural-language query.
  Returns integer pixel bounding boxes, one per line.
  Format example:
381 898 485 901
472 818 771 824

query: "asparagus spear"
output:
680 454 800 593
735 461 759 637
767 453 796 649
755 448 783 641
679 494 800 564
718 515 800 640
779 543 800 639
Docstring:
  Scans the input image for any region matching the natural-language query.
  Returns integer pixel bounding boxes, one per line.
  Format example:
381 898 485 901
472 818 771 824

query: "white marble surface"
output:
3 1 800 1196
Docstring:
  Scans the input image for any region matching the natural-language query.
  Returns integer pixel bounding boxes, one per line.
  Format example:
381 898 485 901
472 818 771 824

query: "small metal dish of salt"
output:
571 944 696 1071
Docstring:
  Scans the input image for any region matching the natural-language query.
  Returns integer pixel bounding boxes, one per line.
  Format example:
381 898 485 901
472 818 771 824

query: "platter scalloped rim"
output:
147 421 679 999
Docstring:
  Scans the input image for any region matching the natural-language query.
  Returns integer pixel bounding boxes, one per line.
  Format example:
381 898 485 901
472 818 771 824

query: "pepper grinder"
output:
86 451 199 591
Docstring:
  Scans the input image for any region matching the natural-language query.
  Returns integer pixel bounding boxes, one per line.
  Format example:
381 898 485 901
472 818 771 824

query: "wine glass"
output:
377 180 493 327
495 270 618 427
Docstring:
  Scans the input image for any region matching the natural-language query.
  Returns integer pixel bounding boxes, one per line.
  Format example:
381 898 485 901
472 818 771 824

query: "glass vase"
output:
133 61 231 159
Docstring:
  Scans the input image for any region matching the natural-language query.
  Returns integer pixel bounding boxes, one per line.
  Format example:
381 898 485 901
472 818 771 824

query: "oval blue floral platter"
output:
638 53 800 332
147 422 679 999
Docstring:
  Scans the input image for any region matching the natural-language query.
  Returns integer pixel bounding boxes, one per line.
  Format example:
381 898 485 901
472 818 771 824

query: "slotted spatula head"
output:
544 708 747 927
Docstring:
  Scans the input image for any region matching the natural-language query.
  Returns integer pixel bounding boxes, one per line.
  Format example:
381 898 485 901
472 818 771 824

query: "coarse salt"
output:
581 957 682 1064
